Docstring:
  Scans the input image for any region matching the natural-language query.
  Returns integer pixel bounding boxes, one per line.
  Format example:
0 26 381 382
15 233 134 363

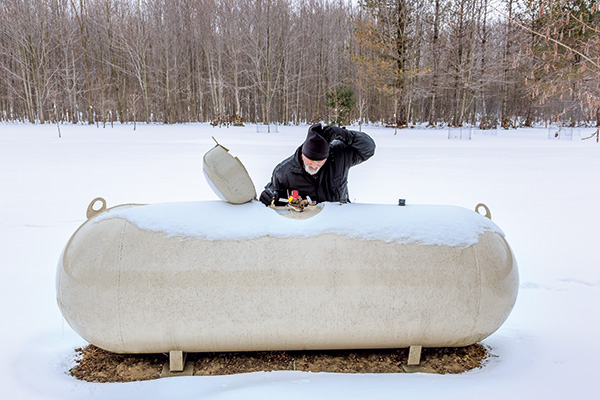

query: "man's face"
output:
301 154 327 175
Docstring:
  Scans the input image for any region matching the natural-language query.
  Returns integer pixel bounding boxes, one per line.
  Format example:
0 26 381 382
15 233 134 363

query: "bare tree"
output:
0 0 596 127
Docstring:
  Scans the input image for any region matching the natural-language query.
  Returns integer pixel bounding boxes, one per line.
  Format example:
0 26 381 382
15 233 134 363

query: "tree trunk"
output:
429 0 441 126
500 0 514 123
396 0 407 126
479 0 489 117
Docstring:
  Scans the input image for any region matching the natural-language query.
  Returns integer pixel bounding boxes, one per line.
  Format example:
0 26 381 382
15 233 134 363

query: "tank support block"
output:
161 351 194 377
170 350 185 372
402 345 438 373
407 345 422 366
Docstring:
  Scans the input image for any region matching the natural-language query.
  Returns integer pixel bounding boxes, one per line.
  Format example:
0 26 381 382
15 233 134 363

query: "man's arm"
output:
323 125 376 166
260 164 288 206
260 176 280 206
259 186 276 206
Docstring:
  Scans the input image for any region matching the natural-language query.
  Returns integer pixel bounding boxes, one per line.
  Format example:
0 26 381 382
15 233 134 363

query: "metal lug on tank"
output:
86 197 107 219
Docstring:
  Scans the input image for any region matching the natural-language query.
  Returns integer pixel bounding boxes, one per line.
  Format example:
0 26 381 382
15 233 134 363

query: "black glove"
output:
318 123 333 142
259 189 275 206
308 122 327 141
323 125 349 143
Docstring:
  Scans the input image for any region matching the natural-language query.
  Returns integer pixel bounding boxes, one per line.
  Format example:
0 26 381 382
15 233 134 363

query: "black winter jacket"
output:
262 127 375 204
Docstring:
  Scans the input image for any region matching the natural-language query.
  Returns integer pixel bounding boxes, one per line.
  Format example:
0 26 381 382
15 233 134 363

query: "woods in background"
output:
0 0 598 127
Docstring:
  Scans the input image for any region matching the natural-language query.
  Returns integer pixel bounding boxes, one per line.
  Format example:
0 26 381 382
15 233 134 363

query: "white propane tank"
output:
56 142 518 354
56 199 518 354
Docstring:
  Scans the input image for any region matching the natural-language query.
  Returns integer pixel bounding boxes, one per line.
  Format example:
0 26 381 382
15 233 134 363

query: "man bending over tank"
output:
259 123 375 206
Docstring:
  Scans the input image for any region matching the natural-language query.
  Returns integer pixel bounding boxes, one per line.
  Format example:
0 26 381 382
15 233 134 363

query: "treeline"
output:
0 0 598 127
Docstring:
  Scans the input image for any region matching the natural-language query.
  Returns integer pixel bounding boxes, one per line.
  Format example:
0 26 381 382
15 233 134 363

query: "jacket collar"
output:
290 146 305 173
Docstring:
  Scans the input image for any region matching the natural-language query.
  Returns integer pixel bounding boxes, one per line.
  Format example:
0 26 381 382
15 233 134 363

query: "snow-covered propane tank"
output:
56 143 518 354
57 199 518 354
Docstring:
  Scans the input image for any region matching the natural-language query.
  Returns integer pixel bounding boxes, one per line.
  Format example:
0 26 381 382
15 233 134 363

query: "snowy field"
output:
1 122 598 399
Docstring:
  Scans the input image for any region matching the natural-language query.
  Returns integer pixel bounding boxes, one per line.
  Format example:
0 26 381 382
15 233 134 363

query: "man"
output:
259 123 375 206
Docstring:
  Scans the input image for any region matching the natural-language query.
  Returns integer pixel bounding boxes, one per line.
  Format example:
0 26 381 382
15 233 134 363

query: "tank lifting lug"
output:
86 197 107 219
475 203 492 220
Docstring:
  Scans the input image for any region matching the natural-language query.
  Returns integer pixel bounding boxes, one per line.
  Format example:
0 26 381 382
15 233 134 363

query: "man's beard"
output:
305 165 321 175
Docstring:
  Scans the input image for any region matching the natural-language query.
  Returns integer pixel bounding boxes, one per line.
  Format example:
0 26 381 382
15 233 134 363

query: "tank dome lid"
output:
203 139 257 204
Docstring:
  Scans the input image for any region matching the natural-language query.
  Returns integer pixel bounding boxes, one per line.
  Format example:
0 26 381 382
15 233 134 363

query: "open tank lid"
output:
203 138 257 204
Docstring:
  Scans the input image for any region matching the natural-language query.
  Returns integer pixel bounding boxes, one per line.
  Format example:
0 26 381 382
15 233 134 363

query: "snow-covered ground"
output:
1 122 598 399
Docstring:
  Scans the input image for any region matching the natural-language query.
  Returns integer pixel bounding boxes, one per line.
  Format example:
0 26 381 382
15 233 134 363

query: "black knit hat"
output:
302 123 330 161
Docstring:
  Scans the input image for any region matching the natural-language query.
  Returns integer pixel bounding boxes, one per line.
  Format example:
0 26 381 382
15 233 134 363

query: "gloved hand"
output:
322 125 349 143
259 189 275 206
315 123 332 142
308 122 328 141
